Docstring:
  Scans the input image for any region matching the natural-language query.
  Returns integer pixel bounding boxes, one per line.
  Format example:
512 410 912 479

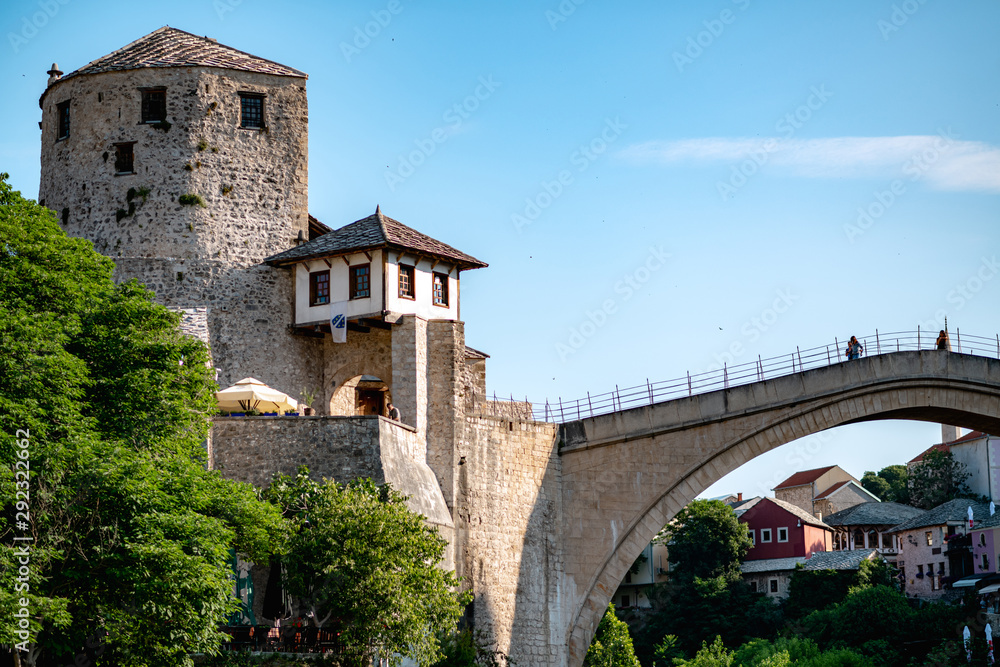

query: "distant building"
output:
740 549 880 600
888 498 991 599
740 497 832 561
822 501 923 563
773 465 875 518
909 431 999 503
610 540 670 610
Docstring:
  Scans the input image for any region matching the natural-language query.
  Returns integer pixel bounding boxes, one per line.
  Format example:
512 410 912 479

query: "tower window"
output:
56 100 70 140
141 88 167 123
114 143 135 175
309 270 330 306
432 272 449 307
349 264 370 300
239 93 265 129
398 264 414 299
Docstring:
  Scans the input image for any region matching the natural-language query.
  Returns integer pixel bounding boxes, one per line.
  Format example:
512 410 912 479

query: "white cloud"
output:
618 135 1000 193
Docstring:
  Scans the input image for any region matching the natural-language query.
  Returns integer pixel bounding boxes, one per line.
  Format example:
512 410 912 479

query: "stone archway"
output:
557 352 1000 665
329 374 391 416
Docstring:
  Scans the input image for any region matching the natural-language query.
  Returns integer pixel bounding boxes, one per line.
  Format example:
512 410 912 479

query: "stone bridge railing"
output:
496 329 1000 423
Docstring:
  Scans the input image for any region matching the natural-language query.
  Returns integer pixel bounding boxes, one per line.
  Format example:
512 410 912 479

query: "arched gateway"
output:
556 350 1000 666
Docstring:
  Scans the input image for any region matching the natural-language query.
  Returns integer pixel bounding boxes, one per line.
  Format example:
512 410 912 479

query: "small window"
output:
624 571 632 584
56 100 70 139
925 531 933 546
748 530 755 546
61 208 69 226
981 534 988 547
983 554 990 571
141 88 166 123
621 595 630 608
749 581 757 592
309 270 330 306
432 272 449 307
760 528 772 543
882 532 893 549
398 264 414 299
777 527 788 543
917 564 924 576
240 93 265 129
114 142 135 174
769 579 778 593
349 264 370 300
938 562 945 574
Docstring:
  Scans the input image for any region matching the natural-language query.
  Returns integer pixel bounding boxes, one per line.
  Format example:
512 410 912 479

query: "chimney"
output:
737 492 743 502
46 63 62 87
942 424 960 443
814 511 822 520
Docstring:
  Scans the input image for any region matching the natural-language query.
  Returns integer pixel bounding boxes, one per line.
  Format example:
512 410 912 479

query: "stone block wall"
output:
775 485 813 514
427 320 465 511
323 326 393 416
392 316 428 432
457 416 563 665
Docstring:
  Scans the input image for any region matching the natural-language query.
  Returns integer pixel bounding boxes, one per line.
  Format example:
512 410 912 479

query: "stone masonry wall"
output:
323 326 393 416
775 485 813 514
392 316 428 432
457 416 563 665
427 320 465 511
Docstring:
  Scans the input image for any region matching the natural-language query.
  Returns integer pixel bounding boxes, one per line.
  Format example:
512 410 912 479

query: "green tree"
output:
660 500 752 585
584 604 641 667
909 449 977 509
860 465 909 504
431 628 512 667
263 468 470 667
0 174 287 666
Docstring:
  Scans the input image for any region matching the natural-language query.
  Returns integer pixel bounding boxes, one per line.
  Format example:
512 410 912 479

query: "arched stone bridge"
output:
552 350 1000 665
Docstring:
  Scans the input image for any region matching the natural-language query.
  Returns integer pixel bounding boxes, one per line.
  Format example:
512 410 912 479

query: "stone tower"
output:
38 26 322 396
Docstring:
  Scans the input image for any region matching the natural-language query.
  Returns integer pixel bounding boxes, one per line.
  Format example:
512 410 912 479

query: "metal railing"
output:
488 329 1000 424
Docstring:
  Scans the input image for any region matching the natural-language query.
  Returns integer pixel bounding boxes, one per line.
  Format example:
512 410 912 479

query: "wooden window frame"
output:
114 142 136 175
56 100 70 140
239 92 265 130
777 527 788 543
398 264 415 300
760 528 772 543
309 270 330 306
349 263 371 300
432 272 449 307
140 88 167 123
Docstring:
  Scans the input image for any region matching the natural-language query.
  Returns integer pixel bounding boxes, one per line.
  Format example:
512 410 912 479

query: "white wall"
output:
294 250 384 324
385 252 460 320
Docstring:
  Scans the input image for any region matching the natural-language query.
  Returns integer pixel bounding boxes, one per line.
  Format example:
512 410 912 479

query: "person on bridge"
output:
936 330 950 350
846 336 863 360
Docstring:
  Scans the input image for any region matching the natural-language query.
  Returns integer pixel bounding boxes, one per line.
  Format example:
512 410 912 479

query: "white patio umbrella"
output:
987 623 994 665
216 377 298 413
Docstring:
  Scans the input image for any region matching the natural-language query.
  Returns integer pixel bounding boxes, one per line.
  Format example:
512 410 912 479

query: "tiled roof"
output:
265 207 488 270
888 499 992 533
813 480 850 499
822 502 924 527
774 466 837 490
768 497 832 529
464 346 490 359
909 431 988 463
741 557 806 573
732 496 763 517
801 549 879 571
48 27 305 95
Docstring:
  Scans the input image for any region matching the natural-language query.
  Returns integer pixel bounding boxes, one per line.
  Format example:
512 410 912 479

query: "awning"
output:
952 574 991 588
979 584 1000 594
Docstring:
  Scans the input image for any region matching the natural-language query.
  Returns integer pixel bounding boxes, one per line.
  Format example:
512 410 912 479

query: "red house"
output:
740 497 832 560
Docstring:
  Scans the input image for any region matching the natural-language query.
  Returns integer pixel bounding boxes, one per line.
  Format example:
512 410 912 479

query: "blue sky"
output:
1 0 998 498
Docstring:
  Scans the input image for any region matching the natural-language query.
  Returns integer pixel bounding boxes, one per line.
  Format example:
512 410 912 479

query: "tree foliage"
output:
860 465 909 504
584 604 641 667
660 500 752 585
0 174 287 666
262 468 470 667
909 449 977 509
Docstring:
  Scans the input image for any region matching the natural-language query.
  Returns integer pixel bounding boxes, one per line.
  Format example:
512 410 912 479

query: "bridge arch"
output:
557 351 1000 665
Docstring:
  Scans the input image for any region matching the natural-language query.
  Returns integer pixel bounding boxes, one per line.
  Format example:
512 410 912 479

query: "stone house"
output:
36 26 566 662
740 549 880 600
888 498 991 599
822 501 923 563
773 465 875 518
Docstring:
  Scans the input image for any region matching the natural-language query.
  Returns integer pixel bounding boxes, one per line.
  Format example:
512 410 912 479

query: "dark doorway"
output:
356 389 384 416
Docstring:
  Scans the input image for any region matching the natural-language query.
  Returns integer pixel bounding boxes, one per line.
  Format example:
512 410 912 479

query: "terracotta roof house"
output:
773 465 873 517
823 501 923 562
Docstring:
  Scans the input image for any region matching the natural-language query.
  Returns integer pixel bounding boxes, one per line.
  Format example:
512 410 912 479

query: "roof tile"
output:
774 466 837 490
